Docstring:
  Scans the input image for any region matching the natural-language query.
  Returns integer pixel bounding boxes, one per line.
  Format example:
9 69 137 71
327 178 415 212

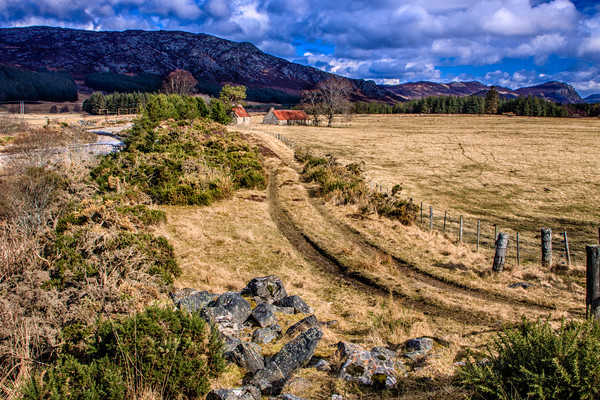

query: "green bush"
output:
458 316 600 400
23 307 225 400
91 119 266 206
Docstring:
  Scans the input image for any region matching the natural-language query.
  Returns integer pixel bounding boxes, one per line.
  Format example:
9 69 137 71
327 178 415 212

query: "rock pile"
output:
170 275 437 400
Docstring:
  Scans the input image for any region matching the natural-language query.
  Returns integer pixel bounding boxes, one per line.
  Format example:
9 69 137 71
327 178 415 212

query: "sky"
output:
1 0 599 97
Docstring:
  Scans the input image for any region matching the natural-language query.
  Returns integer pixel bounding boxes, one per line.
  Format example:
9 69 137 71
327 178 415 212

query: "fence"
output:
268 131 598 268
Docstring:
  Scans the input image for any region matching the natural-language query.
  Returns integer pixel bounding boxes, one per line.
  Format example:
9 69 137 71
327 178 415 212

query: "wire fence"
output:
268 131 598 267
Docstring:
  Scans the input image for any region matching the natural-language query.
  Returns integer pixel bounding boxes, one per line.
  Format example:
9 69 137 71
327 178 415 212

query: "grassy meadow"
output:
250 114 600 266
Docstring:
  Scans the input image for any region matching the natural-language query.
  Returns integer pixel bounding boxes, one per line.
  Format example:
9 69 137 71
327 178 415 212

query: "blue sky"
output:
1 0 599 96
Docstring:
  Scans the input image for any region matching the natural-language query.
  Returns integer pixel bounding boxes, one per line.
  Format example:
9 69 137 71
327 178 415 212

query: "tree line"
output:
353 93 599 118
0 65 77 102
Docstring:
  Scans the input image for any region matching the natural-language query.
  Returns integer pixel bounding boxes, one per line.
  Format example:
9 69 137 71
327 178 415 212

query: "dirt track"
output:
243 128 580 335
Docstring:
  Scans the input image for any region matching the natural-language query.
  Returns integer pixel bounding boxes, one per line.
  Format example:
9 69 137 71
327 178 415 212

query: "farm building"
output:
231 105 251 126
263 109 310 125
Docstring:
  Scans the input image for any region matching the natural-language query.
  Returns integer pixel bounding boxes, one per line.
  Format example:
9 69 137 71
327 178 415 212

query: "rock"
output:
275 306 296 315
252 326 280 344
206 385 261 400
314 359 331 372
285 315 319 337
508 282 532 289
337 342 399 388
241 276 288 304
281 395 307 400
223 334 243 352
204 292 252 326
406 337 434 352
275 295 313 314
336 341 363 359
169 289 215 312
252 326 323 394
252 303 278 328
225 341 265 374
331 395 343 400
404 337 434 360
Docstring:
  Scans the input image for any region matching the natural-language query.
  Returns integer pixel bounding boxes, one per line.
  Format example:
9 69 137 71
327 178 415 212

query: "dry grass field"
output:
159 118 593 399
250 114 600 266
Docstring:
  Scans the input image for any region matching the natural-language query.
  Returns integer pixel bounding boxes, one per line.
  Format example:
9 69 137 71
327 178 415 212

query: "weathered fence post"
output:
459 216 463 243
563 231 571 266
476 220 480 252
516 232 520 266
541 228 552 267
443 211 447 234
492 232 509 272
586 245 600 320
429 206 433 231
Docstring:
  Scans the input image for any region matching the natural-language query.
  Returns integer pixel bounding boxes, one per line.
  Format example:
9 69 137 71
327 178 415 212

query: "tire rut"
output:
254 132 569 316
267 164 491 326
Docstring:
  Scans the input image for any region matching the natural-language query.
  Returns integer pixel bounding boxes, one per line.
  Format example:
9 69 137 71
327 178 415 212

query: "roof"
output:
271 110 310 121
232 105 250 118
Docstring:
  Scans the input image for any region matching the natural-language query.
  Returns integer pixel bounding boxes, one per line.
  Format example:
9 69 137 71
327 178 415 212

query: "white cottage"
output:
231 105 251 126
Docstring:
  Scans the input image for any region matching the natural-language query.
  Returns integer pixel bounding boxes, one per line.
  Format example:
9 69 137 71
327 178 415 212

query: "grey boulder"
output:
251 302 278 328
241 275 288 303
225 341 265 374
275 295 313 314
205 385 261 400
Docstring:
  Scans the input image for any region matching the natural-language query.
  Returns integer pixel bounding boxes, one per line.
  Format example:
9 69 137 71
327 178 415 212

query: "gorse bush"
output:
458 316 600 400
46 199 178 289
91 119 266 206
296 150 417 225
23 307 225 400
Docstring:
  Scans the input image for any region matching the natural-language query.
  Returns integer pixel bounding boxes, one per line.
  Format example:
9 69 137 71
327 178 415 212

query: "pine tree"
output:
484 86 500 114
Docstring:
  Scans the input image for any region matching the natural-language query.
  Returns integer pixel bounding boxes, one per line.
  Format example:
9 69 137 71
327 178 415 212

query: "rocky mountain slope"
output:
0 26 584 104
385 80 582 104
0 26 396 102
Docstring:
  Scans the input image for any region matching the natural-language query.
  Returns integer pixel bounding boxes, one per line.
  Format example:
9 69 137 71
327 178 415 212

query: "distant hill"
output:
0 26 397 103
584 94 600 103
0 26 585 104
385 81 582 104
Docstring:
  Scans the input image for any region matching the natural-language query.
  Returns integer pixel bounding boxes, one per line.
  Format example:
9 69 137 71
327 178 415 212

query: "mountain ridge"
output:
0 26 584 104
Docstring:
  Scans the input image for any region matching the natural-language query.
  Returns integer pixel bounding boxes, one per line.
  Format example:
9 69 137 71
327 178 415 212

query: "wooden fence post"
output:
541 228 552 267
443 211 447 234
476 220 480 252
459 216 463 243
586 245 600 320
563 231 571 266
516 232 520 266
493 232 509 272
429 206 433 231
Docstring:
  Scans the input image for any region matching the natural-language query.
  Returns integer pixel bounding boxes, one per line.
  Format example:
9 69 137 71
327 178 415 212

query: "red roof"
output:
232 105 250 118
271 110 309 121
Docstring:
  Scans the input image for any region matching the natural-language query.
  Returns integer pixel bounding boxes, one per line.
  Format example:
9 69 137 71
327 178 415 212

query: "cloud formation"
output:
1 0 599 96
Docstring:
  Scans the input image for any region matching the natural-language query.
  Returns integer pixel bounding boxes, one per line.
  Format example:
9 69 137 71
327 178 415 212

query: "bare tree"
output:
161 69 198 96
301 90 323 127
316 77 353 127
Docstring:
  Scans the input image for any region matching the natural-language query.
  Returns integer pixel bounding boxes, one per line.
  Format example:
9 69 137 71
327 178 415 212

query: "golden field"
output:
249 114 600 266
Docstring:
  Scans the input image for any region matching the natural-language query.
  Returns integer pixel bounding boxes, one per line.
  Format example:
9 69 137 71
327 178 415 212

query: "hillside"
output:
0 26 396 103
385 80 582 104
0 26 585 104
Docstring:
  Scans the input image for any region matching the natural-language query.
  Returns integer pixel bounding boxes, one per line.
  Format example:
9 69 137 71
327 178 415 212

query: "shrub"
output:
23 307 225 400
91 120 266 206
297 150 416 225
458 316 600 400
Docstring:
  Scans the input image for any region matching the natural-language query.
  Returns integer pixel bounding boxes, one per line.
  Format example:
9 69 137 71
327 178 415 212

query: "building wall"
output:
263 111 283 125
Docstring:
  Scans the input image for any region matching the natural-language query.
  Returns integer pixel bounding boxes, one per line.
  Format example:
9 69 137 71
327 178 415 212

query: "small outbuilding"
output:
263 108 310 125
231 105 251 126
